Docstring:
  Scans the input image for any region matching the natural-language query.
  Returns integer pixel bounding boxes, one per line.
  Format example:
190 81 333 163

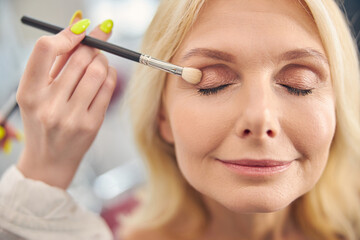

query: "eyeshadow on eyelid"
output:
278 67 319 87
198 65 239 87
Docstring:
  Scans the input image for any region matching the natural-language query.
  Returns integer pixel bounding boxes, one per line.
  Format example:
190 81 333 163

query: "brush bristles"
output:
181 67 202 84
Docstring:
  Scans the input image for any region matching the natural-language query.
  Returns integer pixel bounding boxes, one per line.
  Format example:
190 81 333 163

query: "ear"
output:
158 103 174 144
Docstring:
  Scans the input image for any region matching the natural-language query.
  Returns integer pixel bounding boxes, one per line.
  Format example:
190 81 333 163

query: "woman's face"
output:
159 0 335 213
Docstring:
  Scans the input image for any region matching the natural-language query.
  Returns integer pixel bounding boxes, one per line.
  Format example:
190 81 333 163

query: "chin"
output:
227 200 292 214
214 189 301 214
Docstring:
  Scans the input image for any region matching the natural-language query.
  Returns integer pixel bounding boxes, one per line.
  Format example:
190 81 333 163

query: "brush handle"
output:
0 92 18 126
21 16 141 62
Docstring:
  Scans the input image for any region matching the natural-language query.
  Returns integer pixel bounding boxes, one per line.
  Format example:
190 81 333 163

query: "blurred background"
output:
0 0 160 235
0 0 359 237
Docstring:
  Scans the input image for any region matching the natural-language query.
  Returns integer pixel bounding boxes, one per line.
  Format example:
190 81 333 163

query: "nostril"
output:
267 129 274 137
240 129 276 138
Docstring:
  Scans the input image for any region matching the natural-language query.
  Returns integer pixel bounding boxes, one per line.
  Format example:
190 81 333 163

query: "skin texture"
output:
158 0 336 239
16 16 117 189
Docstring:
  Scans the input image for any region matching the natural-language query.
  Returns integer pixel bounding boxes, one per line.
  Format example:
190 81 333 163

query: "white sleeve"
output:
0 165 113 240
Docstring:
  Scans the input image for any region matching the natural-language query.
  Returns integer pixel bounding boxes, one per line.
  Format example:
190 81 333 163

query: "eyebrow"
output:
181 47 328 65
181 48 236 63
279 48 329 65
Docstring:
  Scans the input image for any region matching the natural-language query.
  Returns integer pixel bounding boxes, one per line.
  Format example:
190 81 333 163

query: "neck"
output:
201 197 295 240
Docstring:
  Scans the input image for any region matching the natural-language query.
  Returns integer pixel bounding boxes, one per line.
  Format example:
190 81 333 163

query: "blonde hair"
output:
122 0 360 239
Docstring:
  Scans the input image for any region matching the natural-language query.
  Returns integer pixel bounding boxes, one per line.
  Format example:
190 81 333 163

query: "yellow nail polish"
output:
3 140 12 155
69 10 83 26
0 126 5 141
16 131 23 142
100 19 113 34
71 19 90 34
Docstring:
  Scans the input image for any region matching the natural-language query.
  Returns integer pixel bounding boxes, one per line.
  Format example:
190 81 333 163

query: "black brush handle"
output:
21 16 141 62
0 103 18 126
0 92 18 126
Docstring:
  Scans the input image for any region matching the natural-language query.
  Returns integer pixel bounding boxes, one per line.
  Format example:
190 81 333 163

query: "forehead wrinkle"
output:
181 48 236 63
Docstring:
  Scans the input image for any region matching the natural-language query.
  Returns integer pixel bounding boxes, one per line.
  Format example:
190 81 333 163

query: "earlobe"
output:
158 105 174 144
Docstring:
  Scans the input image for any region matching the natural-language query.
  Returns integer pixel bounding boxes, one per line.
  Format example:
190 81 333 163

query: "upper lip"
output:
217 159 293 167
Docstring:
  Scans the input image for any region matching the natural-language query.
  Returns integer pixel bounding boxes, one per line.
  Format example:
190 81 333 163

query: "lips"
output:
217 158 294 177
218 159 293 167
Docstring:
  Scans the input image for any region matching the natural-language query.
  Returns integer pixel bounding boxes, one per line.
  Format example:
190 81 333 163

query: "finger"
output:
49 51 76 80
0 139 12 154
88 66 117 113
20 19 90 90
0 125 5 141
0 123 19 154
3 123 17 138
50 12 83 79
54 19 114 100
69 53 109 109
68 10 83 26
0 123 19 141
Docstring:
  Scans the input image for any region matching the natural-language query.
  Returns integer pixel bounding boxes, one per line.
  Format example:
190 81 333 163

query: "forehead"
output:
174 0 324 65
194 0 317 33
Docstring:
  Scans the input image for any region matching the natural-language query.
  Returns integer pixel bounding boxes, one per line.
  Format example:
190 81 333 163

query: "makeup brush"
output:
21 16 202 85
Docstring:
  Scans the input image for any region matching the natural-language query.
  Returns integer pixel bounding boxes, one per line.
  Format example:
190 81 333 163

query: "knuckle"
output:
64 113 97 136
16 91 35 110
87 64 107 81
98 53 109 65
16 90 26 107
104 76 116 90
62 117 78 134
37 107 60 129
78 120 97 135
35 36 55 54
70 56 87 69
109 66 117 77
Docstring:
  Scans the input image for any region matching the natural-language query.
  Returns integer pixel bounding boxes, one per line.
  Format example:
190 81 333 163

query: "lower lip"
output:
218 160 293 177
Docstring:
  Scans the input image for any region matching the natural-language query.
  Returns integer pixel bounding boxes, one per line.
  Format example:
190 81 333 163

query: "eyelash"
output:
198 84 231 96
279 84 313 96
198 84 313 96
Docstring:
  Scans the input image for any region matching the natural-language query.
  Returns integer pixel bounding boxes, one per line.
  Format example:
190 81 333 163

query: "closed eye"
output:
198 84 231 96
279 84 313 96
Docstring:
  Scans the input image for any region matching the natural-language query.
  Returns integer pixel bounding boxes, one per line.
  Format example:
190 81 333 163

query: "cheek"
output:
169 98 230 161
166 88 242 185
283 97 336 181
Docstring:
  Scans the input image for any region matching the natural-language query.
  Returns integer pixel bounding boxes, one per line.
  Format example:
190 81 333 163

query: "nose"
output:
235 80 280 139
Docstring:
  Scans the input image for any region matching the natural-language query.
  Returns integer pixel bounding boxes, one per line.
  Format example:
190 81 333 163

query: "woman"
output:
1 0 359 239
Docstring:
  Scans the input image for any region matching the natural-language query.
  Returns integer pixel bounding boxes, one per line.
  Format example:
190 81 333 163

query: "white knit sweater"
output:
0 165 113 240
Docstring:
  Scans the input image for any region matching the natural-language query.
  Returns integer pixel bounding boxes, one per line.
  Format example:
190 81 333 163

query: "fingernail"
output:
71 19 90 34
100 19 113 34
3 140 12 155
16 131 23 142
0 126 5 141
69 10 83 26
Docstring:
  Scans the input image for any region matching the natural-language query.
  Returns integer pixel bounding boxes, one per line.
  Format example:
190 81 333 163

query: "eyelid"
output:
197 64 239 88
276 64 320 88
281 63 326 81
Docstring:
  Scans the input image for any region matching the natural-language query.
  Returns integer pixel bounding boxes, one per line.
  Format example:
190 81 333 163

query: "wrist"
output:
17 150 78 189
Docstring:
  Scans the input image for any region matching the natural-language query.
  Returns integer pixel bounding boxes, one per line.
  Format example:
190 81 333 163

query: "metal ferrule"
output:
139 55 183 76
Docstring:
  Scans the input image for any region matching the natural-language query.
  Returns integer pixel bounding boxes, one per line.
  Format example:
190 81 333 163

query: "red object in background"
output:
108 69 126 111
101 192 139 239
